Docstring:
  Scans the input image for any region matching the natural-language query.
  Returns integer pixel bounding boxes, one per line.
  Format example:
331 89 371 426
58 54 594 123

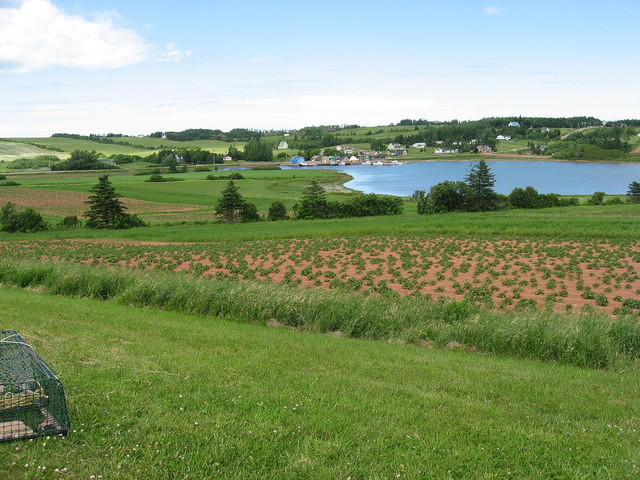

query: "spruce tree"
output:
85 175 128 228
215 180 245 223
627 181 640 203
465 160 497 211
298 180 328 219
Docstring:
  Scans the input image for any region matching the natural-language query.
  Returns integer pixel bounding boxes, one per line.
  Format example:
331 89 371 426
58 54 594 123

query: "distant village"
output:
275 120 550 167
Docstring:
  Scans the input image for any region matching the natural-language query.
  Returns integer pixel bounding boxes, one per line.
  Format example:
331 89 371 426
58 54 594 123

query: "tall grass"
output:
0 258 638 369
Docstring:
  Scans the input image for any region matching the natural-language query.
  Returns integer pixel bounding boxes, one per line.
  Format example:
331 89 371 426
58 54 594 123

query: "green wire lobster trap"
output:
0 330 69 442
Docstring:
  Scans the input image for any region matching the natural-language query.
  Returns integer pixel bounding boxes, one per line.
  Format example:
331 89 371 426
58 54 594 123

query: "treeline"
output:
51 133 153 150
147 148 224 167
215 180 403 223
149 128 261 142
51 150 117 171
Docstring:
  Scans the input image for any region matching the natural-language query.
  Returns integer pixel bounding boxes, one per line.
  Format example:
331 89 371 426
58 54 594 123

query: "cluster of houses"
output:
289 149 403 167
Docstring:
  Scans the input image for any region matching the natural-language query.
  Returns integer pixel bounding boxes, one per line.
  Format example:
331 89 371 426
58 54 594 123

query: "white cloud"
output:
483 6 503 15
158 43 192 63
0 0 148 72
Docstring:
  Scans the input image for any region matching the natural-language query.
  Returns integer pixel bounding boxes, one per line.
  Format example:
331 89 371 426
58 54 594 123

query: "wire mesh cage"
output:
0 330 69 442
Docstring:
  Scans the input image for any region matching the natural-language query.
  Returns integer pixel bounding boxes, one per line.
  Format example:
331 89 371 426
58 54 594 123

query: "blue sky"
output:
0 0 638 136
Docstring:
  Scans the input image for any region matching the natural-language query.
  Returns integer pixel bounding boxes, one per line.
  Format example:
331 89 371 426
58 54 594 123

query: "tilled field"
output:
3 237 640 314
0 187 202 217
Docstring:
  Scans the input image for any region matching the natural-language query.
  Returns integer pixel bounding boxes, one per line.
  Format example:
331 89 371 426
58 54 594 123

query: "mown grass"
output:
1 259 639 369
1 287 639 479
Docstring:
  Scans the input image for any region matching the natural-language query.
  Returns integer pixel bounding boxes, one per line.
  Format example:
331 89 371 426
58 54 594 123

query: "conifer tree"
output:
627 181 640 203
298 180 328 219
85 175 127 228
215 180 245 223
465 160 497 211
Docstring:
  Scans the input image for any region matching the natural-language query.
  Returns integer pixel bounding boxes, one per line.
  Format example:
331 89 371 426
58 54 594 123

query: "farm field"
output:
0 141 59 162
0 169 348 222
6 138 150 157
1 288 639 479
106 136 244 153
3 236 639 315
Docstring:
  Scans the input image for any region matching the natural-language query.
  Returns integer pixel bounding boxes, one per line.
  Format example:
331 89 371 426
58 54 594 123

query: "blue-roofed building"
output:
508 121 521 127
290 155 305 165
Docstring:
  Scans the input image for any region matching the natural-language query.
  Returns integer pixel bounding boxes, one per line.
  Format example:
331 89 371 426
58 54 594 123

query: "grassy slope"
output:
0 142 55 162
7 138 152 157
1 288 638 479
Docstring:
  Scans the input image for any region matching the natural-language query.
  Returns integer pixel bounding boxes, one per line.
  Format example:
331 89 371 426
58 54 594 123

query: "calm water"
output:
290 161 640 196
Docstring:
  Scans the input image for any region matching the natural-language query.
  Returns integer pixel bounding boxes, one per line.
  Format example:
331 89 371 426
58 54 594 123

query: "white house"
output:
277 141 289 150
541 127 551 133
412 142 426 148
336 145 355 154
223 156 233 162
508 121 521 128
387 144 408 156
496 135 512 141
435 148 459 154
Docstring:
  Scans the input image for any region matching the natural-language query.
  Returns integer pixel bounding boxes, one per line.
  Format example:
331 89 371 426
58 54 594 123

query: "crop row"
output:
2 237 639 315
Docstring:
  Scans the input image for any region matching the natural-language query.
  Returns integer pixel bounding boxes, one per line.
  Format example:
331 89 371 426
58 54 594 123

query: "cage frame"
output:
0 329 70 442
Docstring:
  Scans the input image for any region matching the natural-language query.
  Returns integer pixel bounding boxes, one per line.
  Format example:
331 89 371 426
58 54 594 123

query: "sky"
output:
0 0 638 136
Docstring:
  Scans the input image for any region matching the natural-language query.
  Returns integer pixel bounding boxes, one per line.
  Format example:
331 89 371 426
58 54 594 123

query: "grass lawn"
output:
1 287 638 479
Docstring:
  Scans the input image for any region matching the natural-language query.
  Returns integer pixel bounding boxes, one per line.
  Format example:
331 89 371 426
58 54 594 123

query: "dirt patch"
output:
0 188 202 217
632 146 640 154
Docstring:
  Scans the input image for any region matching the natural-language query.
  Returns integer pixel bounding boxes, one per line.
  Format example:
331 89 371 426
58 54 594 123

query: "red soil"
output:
6 237 639 316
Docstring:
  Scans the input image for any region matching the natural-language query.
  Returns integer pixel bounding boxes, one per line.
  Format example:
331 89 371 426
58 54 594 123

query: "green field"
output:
0 141 59 162
7 138 149 157
1 287 639 479
106 136 244 153
0 169 349 223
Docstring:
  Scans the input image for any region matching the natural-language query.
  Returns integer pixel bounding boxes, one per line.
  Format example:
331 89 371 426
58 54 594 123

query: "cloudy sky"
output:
0 0 638 136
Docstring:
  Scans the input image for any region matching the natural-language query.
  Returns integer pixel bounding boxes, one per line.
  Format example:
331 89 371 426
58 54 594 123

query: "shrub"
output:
0 180 19 186
59 216 80 229
145 174 184 183
0 203 47 233
418 181 470 214
268 201 287 221
240 202 260 222
588 191 606 206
